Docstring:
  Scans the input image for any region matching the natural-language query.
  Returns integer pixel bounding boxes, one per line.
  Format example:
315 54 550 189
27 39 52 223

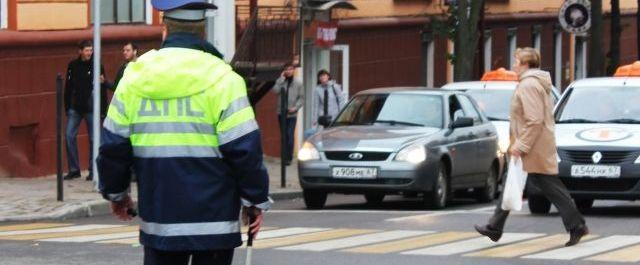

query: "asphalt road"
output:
2 194 640 265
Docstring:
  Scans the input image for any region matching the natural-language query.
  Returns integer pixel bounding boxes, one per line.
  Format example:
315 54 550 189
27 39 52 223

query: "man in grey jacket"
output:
272 63 304 165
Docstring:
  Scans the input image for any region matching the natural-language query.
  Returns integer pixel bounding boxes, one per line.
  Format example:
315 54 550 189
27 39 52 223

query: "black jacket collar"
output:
161 32 224 59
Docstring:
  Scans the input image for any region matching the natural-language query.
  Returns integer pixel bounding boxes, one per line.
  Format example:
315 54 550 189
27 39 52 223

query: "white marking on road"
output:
402 233 543 256
269 210 434 214
277 230 433 252
242 227 330 241
0 225 123 236
523 235 640 260
38 232 139 243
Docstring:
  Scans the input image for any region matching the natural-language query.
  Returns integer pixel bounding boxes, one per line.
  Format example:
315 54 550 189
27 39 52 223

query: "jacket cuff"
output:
514 139 532 154
102 190 129 202
241 197 274 211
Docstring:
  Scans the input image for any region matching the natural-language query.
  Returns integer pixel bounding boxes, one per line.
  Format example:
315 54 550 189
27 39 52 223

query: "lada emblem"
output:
349 153 364 160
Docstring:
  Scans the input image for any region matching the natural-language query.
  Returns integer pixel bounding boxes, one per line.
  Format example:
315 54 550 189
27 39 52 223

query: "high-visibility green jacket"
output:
98 33 270 251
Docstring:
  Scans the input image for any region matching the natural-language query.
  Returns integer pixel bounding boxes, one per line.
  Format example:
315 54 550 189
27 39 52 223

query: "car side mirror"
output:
318 115 333 127
451 117 474 129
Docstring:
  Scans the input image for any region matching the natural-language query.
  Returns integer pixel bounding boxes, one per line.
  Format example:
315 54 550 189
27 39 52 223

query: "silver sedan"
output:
298 88 505 209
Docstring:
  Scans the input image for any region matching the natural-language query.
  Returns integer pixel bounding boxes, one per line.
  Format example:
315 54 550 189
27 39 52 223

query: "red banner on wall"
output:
315 21 339 48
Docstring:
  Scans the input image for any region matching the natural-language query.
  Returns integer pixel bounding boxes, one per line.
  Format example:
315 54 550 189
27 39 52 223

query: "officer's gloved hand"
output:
242 206 263 238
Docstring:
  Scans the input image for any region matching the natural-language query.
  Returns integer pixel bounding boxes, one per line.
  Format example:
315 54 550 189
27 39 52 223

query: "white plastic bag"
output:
501 156 528 211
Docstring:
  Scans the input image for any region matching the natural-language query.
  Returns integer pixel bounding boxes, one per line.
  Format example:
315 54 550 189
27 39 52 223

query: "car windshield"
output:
556 86 640 123
334 94 444 128
464 89 513 121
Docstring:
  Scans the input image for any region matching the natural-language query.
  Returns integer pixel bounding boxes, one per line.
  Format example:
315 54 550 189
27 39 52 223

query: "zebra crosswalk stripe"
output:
0 225 137 241
0 223 72 232
0 225 124 238
253 229 375 249
343 231 478 254
465 234 597 258
278 230 432 252
401 233 544 256
523 235 640 260
587 244 640 262
242 227 330 241
38 232 140 243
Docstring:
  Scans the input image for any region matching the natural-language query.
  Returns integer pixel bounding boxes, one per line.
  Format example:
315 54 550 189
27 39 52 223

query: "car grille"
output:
559 150 635 164
562 178 640 192
303 177 412 185
324 151 391 161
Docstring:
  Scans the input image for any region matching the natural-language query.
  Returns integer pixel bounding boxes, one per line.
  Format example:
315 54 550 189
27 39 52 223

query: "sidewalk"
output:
0 159 301 222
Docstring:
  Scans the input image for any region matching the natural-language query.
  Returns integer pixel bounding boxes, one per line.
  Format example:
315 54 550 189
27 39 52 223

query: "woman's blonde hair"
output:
515 47 541 68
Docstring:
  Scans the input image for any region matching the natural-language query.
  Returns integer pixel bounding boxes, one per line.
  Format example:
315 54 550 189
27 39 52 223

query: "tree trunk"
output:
453 0 485 81
608 0 621 75
588 0 605 77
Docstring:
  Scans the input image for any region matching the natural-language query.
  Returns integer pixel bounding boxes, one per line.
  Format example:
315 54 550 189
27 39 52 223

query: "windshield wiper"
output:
556 118 599 124
375 120 424 127
486 116 510 121
602 118 640 124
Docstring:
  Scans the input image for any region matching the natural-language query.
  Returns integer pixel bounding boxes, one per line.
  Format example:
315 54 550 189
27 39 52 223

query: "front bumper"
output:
555 161 640 200
298 157 439 194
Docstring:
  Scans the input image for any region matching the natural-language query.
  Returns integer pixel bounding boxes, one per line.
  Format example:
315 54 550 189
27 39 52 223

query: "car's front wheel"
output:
475 165 498 203
528 195 551 214
424 163 448 209
303 190 327 209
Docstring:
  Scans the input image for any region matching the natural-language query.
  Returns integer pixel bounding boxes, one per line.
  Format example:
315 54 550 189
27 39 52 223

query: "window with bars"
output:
98 0 146 24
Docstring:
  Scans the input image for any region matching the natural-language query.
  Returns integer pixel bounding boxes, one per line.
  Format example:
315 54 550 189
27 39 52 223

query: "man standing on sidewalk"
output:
474 47 588 247
97 1 270 264
64 40 107 181
272 63 304 166
110 42 139 91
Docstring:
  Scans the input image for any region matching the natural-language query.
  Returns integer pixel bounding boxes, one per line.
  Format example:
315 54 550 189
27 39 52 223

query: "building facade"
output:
1 0 639 177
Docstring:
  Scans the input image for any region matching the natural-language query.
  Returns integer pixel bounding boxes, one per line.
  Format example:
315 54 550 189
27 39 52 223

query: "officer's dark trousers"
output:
489 173 586 232
278 115 297 163
144 247 233 265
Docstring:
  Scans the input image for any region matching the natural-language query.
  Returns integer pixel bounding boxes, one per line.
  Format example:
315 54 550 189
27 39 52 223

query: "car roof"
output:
441 81 518 91
570 77 640 88
355 87 460 96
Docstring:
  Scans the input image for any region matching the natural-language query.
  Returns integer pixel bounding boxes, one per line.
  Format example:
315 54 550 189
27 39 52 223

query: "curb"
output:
0 190 303 222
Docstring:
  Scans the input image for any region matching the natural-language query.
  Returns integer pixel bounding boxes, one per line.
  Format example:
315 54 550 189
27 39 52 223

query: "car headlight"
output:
298 142 320 161
395 144 426 164
498 137 510 154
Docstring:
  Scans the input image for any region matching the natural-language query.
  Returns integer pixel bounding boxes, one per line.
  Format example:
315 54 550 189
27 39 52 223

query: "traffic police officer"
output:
97 1 270 264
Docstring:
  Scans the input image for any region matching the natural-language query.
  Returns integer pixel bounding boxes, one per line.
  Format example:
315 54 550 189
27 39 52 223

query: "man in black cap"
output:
97 1 270 264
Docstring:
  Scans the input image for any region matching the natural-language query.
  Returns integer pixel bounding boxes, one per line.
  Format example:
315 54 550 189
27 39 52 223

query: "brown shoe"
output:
474 224 502 242
566 225 589 247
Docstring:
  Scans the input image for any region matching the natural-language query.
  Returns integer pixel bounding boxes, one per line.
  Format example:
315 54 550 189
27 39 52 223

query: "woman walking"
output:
474 47 589 247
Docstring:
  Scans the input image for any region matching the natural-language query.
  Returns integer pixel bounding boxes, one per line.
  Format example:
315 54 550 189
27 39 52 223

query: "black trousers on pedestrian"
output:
489 173 585 232
278 115 297 163
144 247 234 265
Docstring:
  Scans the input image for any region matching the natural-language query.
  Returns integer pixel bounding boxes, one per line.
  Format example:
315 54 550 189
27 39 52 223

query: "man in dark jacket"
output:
64 40 108 181
111 42 139 91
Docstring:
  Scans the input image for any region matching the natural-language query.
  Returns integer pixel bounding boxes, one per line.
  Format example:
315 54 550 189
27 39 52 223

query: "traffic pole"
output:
56 74 64 202
92 0 101 190
279 84 288 188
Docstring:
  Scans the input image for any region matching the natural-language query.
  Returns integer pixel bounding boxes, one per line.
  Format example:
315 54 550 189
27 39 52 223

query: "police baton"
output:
245 207 258 265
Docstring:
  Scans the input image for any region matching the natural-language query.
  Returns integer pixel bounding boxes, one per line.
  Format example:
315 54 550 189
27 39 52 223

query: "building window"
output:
554 25 563 88
575 36 587 80
507 27 517 69
1 0 7 29
422 31 435 87
484 30 492 73
532 25 542 52
98 0 146 24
